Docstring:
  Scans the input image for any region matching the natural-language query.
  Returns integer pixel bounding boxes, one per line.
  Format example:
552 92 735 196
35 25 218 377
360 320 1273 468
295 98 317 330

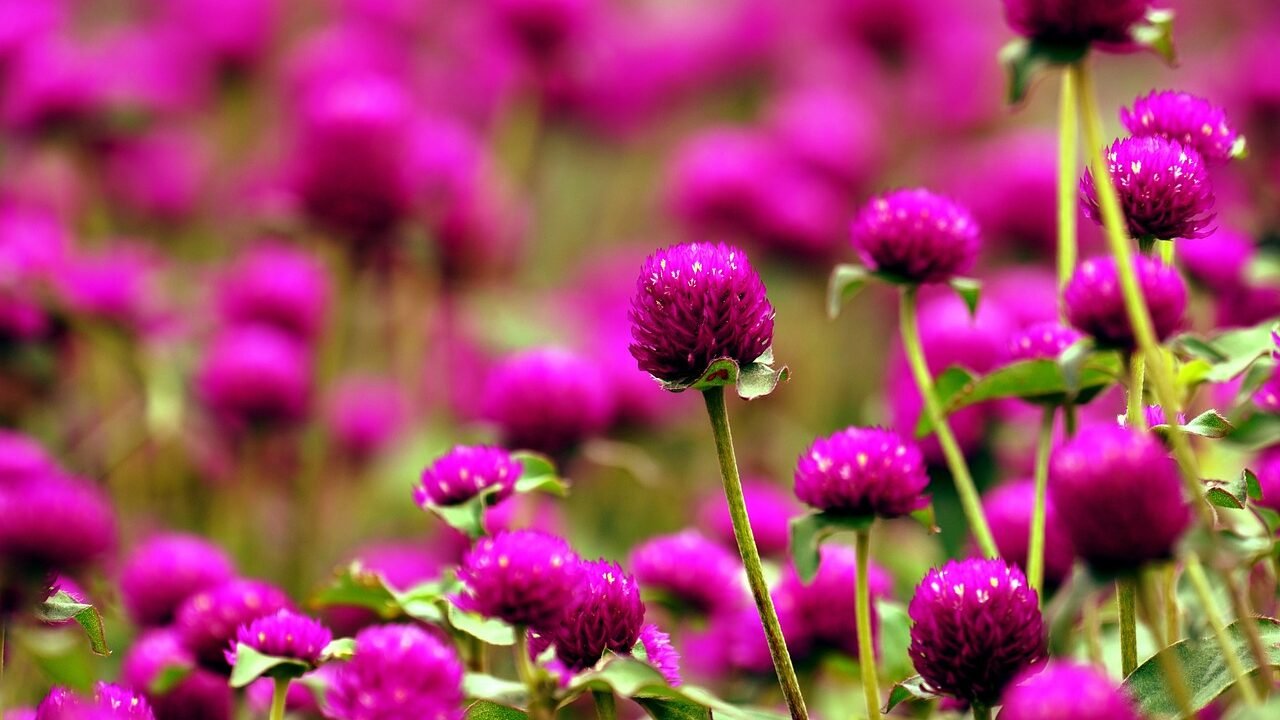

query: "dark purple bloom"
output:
1080 137 1216 241
216 242 330 345
1050 424 1191 572
119 533 236 627
175 578 294 672
36 683 155 720
0 475 115 575
849 188 980 284
325 375 407 462
628 242 775 385
630 530 746 615
999 660 1141 720
982 480 1076 589
776 546 892 658
196 326 312 431
696 479 798 558
121 629 233 720
481 347 611 456
1064 255 1187 349
540 559 645 672
1002 0 1148 46
1122 90 1243 164
637 623 682 686
1007 323 1083 362
325 624 464 720
225 609 332 668
908 558 1046 705
794 426 929 518
459 530 580 629
415 445 522 507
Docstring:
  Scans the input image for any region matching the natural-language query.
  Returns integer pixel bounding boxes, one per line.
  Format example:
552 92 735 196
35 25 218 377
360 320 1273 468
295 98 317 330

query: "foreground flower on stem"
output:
1064 255 1187 350
849 188 979 284
1080 136 1216 246
998 660 1141 719
1122 90 1244 165
415 445 522 507
226 610 332 720
459 529 580 630
175 578 294 672
1002 0 1149 47
325 624 464 720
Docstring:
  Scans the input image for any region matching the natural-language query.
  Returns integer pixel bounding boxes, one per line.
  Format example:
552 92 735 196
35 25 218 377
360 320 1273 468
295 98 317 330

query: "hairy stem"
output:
855 529 881 720
1184 554 1260 706
1118 578 1138 677
702 388 809 720
1028 407 1055 600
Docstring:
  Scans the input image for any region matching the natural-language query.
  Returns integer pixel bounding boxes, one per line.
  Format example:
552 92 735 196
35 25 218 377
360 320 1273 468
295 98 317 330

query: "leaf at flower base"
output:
1129 8 1177 66
876 600 915 681
633 697 712 720
512 451 567 499
884 675 940 713
789 511 875 583
1000 38 1088 105
466 700 528 720
735 359 789 401
1123 618 1280 717
1205 481 1247 510
465 673 530 705
913 366 977 437
1245 469 1263 502
228 643 310 688
1173 323 1277 384
446 602 515 646
34 591 110 656
148 663 193 694
320 637 356 662
948 277 981 319
310 563 401 617
827 264 871 319
909 504 939 535
423 485 503 540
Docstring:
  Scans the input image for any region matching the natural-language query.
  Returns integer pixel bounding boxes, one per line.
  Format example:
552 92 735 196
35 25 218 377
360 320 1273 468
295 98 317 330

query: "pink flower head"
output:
1080 136 1216 241
850 188 980 284
1122 90 1243 164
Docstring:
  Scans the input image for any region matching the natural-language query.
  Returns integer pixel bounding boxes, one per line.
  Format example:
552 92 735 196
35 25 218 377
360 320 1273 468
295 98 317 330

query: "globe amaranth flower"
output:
536 559 645 672
325 623 464 720
120 533 236 627
196 326 312 431
696 479 798 558
999 660 1141 720
459 530 580 629
794 426 929 518
908 558 1046 706
415 445 522 507
225 609 332 669
121 629 233 720
1122 90 1243 165
982 480 1076 589
0 430 54 485
1080 136 1216 242
480 347 611 457
1064 255 1187 350
849 188 979 284
216 241 330 345
1050 424 1191 572
666 128 776 240
776 546 893 659
1007 323 1083 362
176 578 294 672
325 375 407 462
629 242 774 385
630 530 746 615
36 683 155 720
0 475 116 575
637 623 682 686
1002 0 1148 47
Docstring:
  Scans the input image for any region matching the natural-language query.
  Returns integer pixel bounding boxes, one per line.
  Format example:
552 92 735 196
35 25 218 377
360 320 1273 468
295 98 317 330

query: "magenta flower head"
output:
794 426 929 518
908 558 1046 706
778 546 892 658
0 475 116 576
630 530 745 615
216 242 330 345
637 624 682 686
0 430 54 485
459 530 580 629
175 578 293 672
629 242 774 385
481 347 610 456
1064 255 1187 350
697 479 798 558
325 375 407 462
415 445 522 507
999 660 1141 720
1122 90 1244 164
666 128 775 238
325 624 464 720
1002 0 1148 47
196 326 312 431
849 188 980 284
325 542 441 637
225 609 332 668
538 559 645 672
1050 424 1191 572
1007 322 1083 363
982 480 1075 589
119 533 236 627
36 683 155 720
122 629 233 720
1080 136 1216 242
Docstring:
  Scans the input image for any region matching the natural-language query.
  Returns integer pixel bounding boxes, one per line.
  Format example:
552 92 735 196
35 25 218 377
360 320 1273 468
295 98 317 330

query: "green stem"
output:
592 691 617 720
515 631 554 720
1057 64 1080 300
1185 554 1261 707
855 529 881 720
269 677 289 720
1163 565 1179 649
1159 240 1175 265
1118 577 1138 677
972 704 992 720
1 619 6 714
702 388 809 720
1136 578 1196 717
1127 353 1146 429
898 287 998 558
1028 407 1055 600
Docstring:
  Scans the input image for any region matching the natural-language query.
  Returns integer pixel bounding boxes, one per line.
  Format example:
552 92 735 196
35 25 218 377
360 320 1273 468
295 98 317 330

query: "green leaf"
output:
948 277 981 319
884 675 938 712
310 563 408 618
423 485 502 540
1174 323 1276 384
447 603 516 646
656 350 788 401
876 600 915 681
465 673 530 705
1206 481 1247 510
571 657 669 697
1177 358 1213 389
634 697 712 720
1226 412 1280 449
788 512 874 583
1124 618 1280 717
673 687 787 720
513 451 557 481
228 643 310 688
466 700 528 720
148 663 193 694
320 637 356 662
1129 8 1177 66
1000 38 1088 104
827 264 870 319
1182 410 1235 439
736 358 790 401
909 504 939 534
1246 469 1263 502
34 591 110 656
914 366 977 438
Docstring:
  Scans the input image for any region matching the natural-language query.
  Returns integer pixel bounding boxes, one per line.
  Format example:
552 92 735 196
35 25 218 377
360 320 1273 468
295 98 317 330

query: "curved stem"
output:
1028 407 1055 600
268 678 289 720
702 389 809 720
1057 65 1080 301
855 529 881 720
1185 554 1260 706
898 287 998 558
1117 577 1138 677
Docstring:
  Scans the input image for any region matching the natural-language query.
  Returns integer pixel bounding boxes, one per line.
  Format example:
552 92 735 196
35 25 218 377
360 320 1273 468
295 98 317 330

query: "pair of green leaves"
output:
658 348 789 401
422 451 568 540
827 265 980 321
33 590 110 657
228 637 355 688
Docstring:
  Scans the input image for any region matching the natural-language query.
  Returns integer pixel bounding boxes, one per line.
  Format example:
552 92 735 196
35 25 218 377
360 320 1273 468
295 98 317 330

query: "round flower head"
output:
196 326 312 431
776 546 892 658
1007 323 1083 363
696 479 798 558
1064 255 1187 349
459 530 580 629
216 242 330 345
0 430 54 485
666 129 775 239
908 558 1046 705
120 533 236 627
1080 136 1216 241
999 660 1141 720
637 623 682 686
175 578 294 672
0 476 115 575
325 375 407 462
1122 90 1243 165
121 629 233 720
225 609 332 668
630 530 746 615
480 347 610 456
325 623 464 720
540 559 645 671
982 480 1075 589
1050 424 1191 572
1002 0 1148 46
628 242 774 385
415 445 522 507
849 188 980 284
794 426 929 518
36 683 155 720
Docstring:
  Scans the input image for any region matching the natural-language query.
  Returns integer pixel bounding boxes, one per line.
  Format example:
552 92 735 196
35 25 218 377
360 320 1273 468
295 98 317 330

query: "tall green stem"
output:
268 678 289 720
1185 554 1260 706
1028 408 1055 600
855 529 881 720
1117 578 1138 677
898 288 997 558
1057 65 1079 300
1 619 6 714
1136 579 1196 717
1127 354 1146 429
515 631 554 720
702 389 809 720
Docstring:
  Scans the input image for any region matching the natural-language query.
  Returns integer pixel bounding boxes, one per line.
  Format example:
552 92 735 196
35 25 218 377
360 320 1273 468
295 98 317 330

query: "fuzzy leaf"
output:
35 591 110 656
827 264 870 319
948 277 981 318
320 637 356 662
465 673 530 705
447 603 516 646
789 512 875 583
1206 482 1247 510
228 643 309 688
634 697 712 720
1246 469 1263 501
659 351 788 401
466 700 528 720
1182 410 1235 439
310 564 402 617
884 675 939 712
